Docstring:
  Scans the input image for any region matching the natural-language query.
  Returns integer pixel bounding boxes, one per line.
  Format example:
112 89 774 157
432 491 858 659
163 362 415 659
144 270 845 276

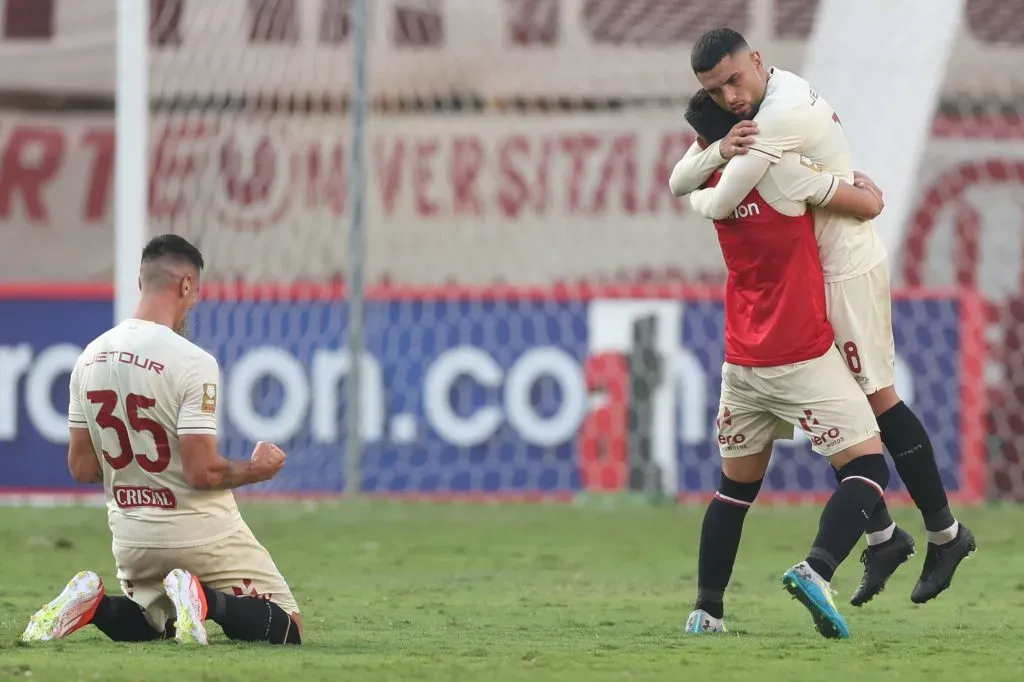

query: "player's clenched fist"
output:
720 121 758 159
251 441 287 480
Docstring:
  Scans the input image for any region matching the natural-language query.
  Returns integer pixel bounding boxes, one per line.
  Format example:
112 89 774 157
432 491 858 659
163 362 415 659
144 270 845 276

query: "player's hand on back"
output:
250 441 287 481
720 121 759 160
853 171 882 196
853 171 884 212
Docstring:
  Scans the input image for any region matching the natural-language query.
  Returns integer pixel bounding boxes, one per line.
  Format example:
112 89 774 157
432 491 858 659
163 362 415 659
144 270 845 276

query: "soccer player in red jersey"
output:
679 89 890 639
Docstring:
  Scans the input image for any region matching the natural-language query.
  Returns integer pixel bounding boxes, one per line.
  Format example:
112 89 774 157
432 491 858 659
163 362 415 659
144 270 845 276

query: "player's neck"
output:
131 298 179 330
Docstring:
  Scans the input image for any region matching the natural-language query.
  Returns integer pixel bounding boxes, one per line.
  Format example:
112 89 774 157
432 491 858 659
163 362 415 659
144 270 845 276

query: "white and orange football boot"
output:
163 568 209 645
22 570 106 642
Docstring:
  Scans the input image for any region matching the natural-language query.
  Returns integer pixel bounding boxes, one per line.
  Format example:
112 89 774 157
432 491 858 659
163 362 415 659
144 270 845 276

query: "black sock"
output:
865 500 895 536
878 401 956 533
201 585 301 644
807 455 888 582
695 473 763 619
91 595 165 642
836 467 894 535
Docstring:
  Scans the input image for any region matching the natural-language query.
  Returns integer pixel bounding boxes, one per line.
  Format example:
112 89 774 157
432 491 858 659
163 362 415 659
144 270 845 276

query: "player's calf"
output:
164 568 301 645
871 394 974 601
686 447 769 634
808 450 890 582
873 394 959 542
784 449 889 638
838 467 916 607
692 470 763 620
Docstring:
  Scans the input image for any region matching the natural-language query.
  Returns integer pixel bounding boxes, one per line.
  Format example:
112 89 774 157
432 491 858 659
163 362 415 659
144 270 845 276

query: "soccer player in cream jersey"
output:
670 28 976 608
22 234 302 646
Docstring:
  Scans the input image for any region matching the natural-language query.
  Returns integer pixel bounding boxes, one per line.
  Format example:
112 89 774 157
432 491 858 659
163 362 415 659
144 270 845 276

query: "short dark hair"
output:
685 89 740 144
141 234 204 272
691 28 749 73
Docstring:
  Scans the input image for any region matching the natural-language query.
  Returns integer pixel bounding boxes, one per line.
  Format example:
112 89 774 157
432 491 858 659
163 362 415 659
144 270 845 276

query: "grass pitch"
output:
0 501 1021 682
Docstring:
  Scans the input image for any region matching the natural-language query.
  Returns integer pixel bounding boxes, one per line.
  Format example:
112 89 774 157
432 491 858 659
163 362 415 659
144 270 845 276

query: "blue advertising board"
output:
0 291 983 501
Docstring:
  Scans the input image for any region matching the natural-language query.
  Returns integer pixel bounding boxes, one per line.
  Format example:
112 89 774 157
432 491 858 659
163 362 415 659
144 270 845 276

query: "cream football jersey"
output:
746 68 888 282
68 318 242 548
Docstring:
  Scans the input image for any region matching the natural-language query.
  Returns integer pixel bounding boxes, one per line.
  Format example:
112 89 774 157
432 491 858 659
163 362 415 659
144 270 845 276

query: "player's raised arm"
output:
66 361 102 484
688 152 773 219
177 352 284 490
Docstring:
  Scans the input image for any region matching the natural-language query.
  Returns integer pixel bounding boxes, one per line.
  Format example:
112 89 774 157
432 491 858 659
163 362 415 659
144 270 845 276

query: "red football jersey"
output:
706 172 834 367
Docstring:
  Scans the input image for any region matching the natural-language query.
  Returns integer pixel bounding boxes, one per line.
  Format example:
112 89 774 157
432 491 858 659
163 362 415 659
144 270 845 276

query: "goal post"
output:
345 0 370 496
113 0 149 325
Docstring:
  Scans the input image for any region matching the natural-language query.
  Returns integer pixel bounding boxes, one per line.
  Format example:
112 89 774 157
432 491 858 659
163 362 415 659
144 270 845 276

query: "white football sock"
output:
799 560 830 586
927 521 959 545
866 522 896 546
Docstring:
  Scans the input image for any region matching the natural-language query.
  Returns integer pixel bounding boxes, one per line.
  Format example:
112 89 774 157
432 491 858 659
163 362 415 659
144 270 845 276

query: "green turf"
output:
0 502 1020 681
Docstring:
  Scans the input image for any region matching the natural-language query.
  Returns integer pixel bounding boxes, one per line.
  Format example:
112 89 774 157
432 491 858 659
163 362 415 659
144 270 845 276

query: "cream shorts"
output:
716 345 880 458
112 523 299 630
825 261 897 395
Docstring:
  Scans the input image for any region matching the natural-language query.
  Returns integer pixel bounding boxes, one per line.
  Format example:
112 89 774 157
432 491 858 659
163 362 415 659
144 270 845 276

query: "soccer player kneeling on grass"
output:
21 234 301 646
678 90 892 639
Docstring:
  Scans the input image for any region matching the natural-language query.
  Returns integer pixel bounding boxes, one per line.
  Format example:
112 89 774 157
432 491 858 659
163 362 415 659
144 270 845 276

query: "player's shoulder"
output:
73 326 120 366
162 330 218 368
755 68 816 123
763 68 813 103
128 322 219 375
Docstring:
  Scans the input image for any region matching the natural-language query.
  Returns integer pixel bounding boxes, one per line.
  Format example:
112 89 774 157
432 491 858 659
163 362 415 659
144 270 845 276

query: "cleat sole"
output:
782 573 850 640
21 570 105 642
163 569 209 645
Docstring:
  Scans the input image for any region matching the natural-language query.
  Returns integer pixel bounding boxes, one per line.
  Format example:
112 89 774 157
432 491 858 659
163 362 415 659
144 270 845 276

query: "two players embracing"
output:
672 28 976 639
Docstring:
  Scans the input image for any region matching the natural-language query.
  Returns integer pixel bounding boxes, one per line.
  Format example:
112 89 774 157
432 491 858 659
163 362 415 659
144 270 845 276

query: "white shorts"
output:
716 345 880 458
112 523 299 631
825 261 896 395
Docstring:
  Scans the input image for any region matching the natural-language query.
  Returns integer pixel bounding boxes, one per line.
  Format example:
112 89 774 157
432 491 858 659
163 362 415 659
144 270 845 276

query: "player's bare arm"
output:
67 427 102 484
669 121 758 197
179 436 285 490
852 171 884 201
826 180 884 221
